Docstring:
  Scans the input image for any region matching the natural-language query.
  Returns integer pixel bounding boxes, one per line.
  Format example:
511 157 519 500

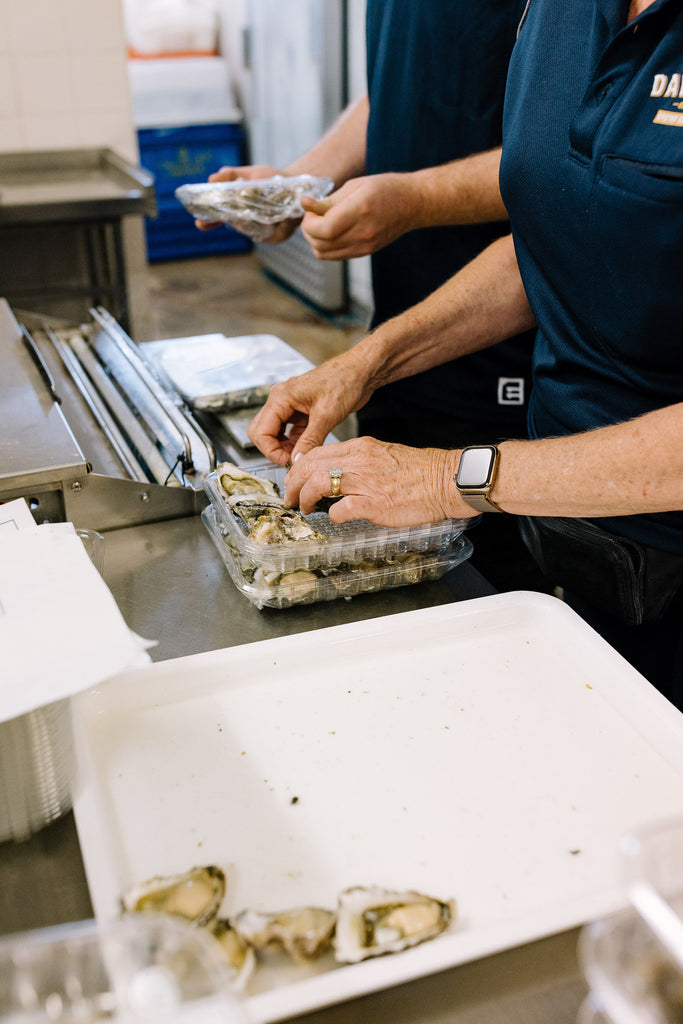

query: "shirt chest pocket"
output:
588 155 683 371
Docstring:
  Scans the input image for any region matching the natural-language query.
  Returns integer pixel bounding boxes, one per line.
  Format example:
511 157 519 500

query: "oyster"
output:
253 567 319 595
217 462 280 499
234 906 337 963
207 919 257 991
120 865 225 926
227 493 320 544
334 886 455 963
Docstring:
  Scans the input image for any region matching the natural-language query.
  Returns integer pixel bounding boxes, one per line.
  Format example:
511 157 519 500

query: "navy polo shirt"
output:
364 0 533 436
500 0 683 553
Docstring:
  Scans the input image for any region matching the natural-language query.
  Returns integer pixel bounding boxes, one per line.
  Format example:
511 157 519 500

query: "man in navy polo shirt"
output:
249 0 683 703
206 1 548 594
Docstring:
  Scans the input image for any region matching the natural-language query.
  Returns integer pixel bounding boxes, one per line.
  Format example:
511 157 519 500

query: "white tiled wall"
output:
0 0 137 159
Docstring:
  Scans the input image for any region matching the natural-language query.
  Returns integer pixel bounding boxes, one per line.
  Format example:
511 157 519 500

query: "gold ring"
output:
329 466 343 497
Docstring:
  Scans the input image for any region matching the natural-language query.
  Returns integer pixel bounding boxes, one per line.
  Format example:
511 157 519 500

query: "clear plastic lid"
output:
203 463 470 573
0 915 248 1024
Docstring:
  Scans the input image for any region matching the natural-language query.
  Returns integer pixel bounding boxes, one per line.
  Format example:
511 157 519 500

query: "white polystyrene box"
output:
128 57 242 128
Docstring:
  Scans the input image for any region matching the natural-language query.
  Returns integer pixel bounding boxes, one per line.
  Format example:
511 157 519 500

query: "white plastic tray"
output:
71 594 683 1023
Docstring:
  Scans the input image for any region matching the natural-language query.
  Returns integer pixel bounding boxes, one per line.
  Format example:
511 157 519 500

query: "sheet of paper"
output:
0 507 152 723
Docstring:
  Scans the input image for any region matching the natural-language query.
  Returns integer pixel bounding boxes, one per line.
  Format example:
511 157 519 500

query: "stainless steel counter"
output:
0 514 587 1022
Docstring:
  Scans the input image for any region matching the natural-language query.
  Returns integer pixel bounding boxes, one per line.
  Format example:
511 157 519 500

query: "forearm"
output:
356 235 534 390
430 404 683 521
398 148 507 231
286 95 369 187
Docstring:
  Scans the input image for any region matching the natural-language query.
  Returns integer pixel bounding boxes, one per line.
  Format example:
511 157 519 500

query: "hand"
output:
283 437 476 526
300 173 420 260
247 354 374 466
194 164 302 241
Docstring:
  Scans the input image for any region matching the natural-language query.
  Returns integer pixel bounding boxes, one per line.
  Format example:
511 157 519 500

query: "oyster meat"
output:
119 865 225 927
334 886 455 963
217 462 280 499
214 461 321 544
234 906 337 963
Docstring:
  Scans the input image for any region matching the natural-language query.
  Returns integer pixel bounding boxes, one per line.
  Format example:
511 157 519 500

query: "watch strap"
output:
455 445 504 514
458 491 504 514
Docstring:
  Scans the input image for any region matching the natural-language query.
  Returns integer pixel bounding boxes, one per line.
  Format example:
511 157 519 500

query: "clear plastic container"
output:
578 908 683 1024
202 505 472 609
175 174 333 226
578 819 683 1024
0 914 247 1024
203 464 470 574
0 528 104 843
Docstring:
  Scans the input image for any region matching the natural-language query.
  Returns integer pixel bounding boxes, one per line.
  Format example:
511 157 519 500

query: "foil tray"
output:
141 333 315 412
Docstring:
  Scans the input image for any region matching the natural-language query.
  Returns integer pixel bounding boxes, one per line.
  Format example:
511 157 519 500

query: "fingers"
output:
194 218 221 232
300 197 332 216
246 384 333 466
208 164 282 183
247 402 296 465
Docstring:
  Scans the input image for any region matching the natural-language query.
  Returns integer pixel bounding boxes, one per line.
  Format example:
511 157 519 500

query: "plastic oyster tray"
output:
203 464 471 574
202 505 472 610
175 174 334 227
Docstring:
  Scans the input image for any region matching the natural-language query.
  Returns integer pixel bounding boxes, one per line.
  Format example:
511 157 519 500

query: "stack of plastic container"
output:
577 819 683 1023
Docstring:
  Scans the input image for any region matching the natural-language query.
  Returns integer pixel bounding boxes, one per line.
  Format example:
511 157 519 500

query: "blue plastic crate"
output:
138 122 251 262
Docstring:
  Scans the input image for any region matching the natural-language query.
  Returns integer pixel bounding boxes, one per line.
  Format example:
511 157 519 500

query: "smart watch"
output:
454 445 503 513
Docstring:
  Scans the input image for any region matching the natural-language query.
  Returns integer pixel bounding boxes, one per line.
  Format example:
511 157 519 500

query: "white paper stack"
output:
0 500 152 842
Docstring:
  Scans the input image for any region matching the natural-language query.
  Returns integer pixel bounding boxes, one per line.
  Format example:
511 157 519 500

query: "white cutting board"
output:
71 593 683 1022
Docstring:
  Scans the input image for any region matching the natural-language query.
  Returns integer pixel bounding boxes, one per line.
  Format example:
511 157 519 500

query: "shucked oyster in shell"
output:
217 462 281 499
214 461 322 544
234 906 337 963
334 886 455 963
227 493 321 544
207 918 257 991
119 865 226 926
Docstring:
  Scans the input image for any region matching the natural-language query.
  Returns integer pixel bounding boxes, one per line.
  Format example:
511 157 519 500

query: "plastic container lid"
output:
203 464 470 574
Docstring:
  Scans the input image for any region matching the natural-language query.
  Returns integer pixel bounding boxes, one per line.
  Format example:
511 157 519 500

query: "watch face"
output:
456 446 496 488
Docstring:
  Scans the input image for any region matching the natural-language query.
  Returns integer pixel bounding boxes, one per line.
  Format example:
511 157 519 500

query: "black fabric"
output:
363 0 534 431
518 514 683 707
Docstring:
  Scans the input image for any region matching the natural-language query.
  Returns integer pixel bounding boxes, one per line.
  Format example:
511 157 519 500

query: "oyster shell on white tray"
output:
334 886 455 963
234 906 337 963
207 918 257 991
119 865 225 927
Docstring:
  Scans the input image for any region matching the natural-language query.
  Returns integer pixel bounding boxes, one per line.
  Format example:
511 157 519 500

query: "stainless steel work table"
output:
0 149 155 332
0 514 588 1022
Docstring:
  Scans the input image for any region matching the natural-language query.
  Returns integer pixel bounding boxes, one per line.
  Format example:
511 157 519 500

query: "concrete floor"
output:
133 250 368 370
130 250 369 444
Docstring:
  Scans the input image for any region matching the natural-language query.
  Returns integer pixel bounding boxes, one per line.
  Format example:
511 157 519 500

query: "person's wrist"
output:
396 171 429 233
